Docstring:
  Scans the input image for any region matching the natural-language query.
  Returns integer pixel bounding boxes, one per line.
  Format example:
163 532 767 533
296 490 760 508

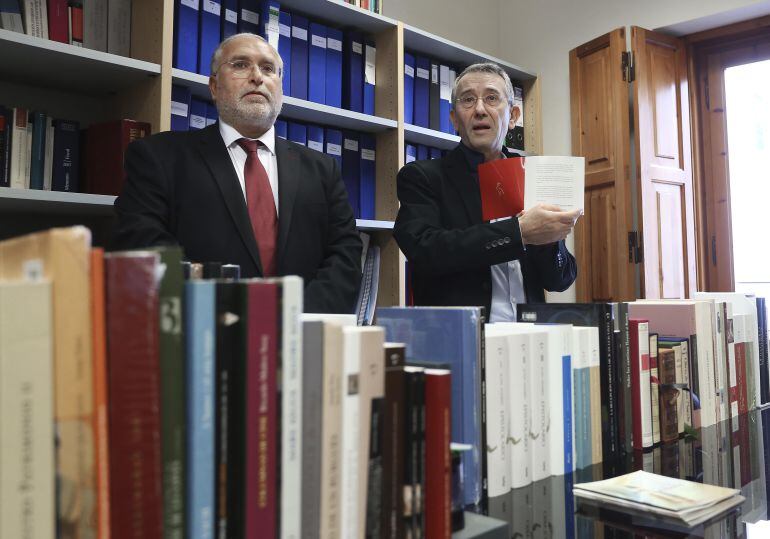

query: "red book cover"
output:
424 369 451 539
105 252 163 539
84 120 151 195
478 157 525 221
47 0 69 43
245 282 279 538
68 2 83 46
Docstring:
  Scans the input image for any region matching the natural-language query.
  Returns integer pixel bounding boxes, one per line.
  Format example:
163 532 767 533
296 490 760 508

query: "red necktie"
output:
238 139 277 276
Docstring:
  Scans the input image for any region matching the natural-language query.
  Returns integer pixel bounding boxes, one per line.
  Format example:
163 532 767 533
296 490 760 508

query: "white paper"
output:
308 140 323 152
404 64 415 78
171 101 188 117
344 139 359 152
326 143 342 156
439 65 450 100
416 67 429 80
189 114 206 129
241 9 258 24
181 0 199 10
523 156 585 212
311 34 326 48
225 8 237 23
202 0 220 15
327 38 342 52
352 41 363 55
431 64 438 83
361 148 375 161
365 45 376 85
292 26 307 41
279 23 290 37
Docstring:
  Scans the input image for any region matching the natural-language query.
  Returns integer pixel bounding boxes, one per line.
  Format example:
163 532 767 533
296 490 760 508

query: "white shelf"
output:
172 69 398 133
404 123 460 150
356 219 394 232
0 29 161 94
274 0 397 33
0 187 116 216
403 24 536 82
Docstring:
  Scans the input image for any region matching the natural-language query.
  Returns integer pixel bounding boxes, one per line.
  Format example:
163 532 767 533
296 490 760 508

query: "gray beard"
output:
216 97 283 132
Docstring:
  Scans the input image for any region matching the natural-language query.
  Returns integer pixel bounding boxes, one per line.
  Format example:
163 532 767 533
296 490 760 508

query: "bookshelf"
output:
0 0 542 307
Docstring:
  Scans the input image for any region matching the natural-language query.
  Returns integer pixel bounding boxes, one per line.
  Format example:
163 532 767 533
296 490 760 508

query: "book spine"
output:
9 107 28 189
300 321 323 539
365 397 385 539
649 334 661 445
107 0 131 55
83 0 107 50
658 349 678 444
23 0 48 38
602 306 620 461
42 116 54 190
0 107 10 187
28 111 46 189
214 282 235 539
68 1 84 46
758 298 769 404
320 325 344 538
382 366 406 539
47 0 68 42
508 334 530 487
424 372 451 539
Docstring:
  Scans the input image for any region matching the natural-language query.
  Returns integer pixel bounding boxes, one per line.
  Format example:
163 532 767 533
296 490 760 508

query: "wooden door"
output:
632 27 697 299
569 29 636 302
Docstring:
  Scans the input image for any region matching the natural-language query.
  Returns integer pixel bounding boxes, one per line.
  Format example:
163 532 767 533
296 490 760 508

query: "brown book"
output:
658 348 679 444
381 344 407 539
83 119 151 195
105 251 163 539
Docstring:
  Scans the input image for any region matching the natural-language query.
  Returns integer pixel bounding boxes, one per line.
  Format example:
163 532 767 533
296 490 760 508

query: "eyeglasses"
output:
217 59 281 79
455 93 507 110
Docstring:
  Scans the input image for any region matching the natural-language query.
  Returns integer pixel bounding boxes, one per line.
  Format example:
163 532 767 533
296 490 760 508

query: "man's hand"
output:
518 204 582 246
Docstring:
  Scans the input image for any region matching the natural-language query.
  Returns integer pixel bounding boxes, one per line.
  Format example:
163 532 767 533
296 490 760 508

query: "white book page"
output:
523 156 585 212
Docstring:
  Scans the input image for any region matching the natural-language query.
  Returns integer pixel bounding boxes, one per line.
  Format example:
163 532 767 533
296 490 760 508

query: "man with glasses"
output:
112 34 362 313
394 63 580 320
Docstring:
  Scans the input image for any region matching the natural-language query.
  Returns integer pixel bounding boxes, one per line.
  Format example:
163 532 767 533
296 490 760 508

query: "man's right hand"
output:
518 204 582 246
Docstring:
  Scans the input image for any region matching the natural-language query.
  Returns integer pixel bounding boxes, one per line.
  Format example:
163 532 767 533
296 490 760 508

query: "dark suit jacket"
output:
393 144 577 316
112 124 362 314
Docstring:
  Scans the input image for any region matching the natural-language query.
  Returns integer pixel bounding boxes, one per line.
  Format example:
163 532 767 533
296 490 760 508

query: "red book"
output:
245 282 279 538
68 2 83 46
105 252 163 539
84 120 152 195
47 0 69 43
478 157 525 221
424 369 451 539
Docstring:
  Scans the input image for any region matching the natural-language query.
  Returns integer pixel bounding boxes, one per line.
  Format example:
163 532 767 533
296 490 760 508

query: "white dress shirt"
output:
219 119 280 214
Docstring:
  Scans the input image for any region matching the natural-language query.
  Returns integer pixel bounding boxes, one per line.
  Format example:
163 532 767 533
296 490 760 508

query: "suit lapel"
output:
196 124 263 273
443 145 482 225
275 137 300 267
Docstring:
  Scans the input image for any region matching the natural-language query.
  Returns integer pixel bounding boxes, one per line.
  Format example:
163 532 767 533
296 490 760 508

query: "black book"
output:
0 106 11 187
365 397 385 539
403 366 424 537
756 297 768 404
429 62 441 132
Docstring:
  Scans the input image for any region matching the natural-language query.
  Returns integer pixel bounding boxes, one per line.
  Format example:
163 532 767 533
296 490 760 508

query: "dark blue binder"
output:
417 144 429 161
173 0 199 72
324 128 342 169
171 85 192 132
274 119 287 139
341 131 360 218
221 0 237 39
51 119 80 192
307 124 324 154
342 31 363 112
413 56 430 128
289 14 309 100
308 22 327 104
439 64 452 134
405 143 416 164
363 41 376 115
189 98 208 130
197 0 222 76
237 0 259 35
359 133 376 219
206 103 218 126
429 61 440 131
278 11 292 96
325 27 343 108
287 122 306 146
403 52 415 125
430 147 442 160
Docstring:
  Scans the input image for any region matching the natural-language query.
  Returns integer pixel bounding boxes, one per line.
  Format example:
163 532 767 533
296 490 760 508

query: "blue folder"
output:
290 14 309 100
363 41 376 115
197 0 222 75
307 124 324 154
173 0 199 72
404 143 416 164
274 119 287 139
237 0 259 35
342 31 363 112
287 122 307 146
221 0 237 39
439 64 452 134
308 22 327 105
341 131 360 218
430 147 442 160
324 128 343 169
417 144 429 161
403 52 415 125
413 56 430 128
171 85 192 132
189 98 208 130
278 11 292 96
206 103 218 126
359 133 376 219
325 27 343 108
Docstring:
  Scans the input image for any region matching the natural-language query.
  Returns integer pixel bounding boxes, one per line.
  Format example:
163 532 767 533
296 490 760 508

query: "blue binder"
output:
287 122 307 145
324 128 343 169
429 61 440 131
274 119 287 139
173 0 199 72
325 27 343 108
221 0 237 39
289 14 309 100
308 22 327 105
404 143 416 164
206 103 218 126
359 133 376 219
197 0 222 76
189 98 208 130
430 147 442 160
307 124 324 154
417 144 429 161
237 0 259 35
341 131 360 218
413 56 430 128
363 41 376 115
171 85 192 132
439 64 452 134
403 52 415 125
278 11 292 96
342 31 363 112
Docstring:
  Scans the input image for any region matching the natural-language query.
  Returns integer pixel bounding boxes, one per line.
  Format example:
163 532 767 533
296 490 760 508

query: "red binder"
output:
478 157 525 221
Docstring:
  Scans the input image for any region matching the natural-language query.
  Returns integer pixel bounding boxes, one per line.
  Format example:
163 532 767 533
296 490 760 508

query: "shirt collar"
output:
458 142 506 172
219 118 276 156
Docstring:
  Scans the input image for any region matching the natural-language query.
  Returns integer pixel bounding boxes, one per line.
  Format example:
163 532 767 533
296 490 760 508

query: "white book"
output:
340 327 363 539
483 330 510 498
84 0 108 51
42 116 54 191
0 281 54 539
586 327 603 465
107 0 131 56
523 155 585 212
506 331 531 488
22 0 48 38
0 1 24 32
541 324 574 476
571 327 592 470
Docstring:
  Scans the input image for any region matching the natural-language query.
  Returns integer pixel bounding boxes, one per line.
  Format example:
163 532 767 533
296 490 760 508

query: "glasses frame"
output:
217 59 282 79
455 93 510 110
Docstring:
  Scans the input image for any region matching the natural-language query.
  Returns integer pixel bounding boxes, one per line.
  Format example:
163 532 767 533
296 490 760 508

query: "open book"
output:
478 156 585 221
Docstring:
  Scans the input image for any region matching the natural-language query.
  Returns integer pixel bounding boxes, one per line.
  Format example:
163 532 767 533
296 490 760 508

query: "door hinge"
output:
621 51 635 82
628 231 644 264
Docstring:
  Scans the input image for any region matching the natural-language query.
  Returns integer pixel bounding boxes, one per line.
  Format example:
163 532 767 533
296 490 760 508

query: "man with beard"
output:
112 34 362 313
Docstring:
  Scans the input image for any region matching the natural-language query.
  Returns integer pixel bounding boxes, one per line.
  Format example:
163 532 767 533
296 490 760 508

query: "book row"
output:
174 0 377 115
0 0 131 54
342 0 383 14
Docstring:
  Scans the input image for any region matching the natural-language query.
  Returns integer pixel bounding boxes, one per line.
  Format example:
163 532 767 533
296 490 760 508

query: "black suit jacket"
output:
112 124 362 314
393 144 577 316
